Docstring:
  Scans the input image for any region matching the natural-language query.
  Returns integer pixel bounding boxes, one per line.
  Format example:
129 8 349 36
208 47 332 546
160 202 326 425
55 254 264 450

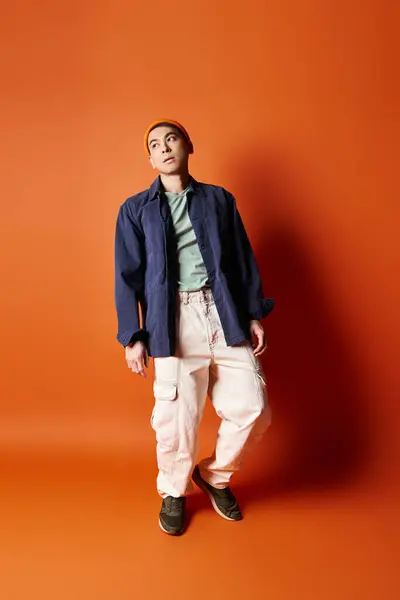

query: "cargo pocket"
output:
150 381 179 453
153 381 178 402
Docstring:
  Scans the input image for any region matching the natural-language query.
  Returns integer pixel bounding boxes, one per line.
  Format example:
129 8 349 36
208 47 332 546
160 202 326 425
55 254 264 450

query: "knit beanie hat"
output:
144 119 191 154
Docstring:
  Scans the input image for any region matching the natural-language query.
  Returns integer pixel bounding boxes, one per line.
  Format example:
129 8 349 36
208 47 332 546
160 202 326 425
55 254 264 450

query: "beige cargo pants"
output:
151 288 271 498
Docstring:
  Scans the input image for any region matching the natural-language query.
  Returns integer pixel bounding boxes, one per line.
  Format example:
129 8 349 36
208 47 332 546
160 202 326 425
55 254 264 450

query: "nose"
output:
161 141 171 153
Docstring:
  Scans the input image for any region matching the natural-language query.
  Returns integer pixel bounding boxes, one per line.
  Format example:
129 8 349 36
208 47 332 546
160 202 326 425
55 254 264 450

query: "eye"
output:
150 142 158 150
167 135 177 142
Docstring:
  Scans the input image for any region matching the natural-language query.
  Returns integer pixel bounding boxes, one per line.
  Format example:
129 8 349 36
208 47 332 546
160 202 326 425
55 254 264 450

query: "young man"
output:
114 119 274 536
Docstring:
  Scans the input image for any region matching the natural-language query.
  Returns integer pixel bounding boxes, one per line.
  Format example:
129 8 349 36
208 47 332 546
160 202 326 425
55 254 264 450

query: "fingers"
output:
252 331 264 355
255 344 267 357
135 365 146 378
126 358 147 378
253 333 268 357
252 342 262 354
127 360 137 373
136 356 145 377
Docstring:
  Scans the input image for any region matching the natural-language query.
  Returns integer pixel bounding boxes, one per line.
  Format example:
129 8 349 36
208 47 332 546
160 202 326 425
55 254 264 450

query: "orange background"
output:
1 1 399 599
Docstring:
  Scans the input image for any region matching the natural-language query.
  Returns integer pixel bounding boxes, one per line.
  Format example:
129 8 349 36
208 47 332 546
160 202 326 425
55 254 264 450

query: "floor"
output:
2 416 398 600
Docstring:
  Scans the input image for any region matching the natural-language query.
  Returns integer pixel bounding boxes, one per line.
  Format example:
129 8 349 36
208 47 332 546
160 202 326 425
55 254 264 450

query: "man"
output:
114 119 274 536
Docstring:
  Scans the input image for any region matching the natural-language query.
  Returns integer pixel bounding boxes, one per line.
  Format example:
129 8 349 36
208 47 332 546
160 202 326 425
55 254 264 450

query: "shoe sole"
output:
192 471 242 522
158 518 184 536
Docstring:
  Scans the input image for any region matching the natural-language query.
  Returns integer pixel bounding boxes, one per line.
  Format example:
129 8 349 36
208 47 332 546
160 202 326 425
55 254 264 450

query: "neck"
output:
160 170 190 193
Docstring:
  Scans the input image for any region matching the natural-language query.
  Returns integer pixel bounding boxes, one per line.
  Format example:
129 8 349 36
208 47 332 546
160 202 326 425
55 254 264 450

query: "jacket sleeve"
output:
114 202 147 347
227 191 274 321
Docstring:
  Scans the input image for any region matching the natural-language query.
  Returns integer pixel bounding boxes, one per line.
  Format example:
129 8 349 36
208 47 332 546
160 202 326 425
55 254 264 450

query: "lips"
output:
163 157 175 163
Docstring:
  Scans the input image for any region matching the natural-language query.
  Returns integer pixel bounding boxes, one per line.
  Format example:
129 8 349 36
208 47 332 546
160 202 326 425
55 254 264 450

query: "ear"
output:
148 155 156 169
188 141 194 155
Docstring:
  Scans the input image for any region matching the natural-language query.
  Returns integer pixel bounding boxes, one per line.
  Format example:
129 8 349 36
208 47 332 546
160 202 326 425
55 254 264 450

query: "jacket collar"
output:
149 174 205 200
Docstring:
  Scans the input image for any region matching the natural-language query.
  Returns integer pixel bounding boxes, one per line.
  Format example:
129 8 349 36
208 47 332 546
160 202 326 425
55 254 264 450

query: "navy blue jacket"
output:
114 175 274 357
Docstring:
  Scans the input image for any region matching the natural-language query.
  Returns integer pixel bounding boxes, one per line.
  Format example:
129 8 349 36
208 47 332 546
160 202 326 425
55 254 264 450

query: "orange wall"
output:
1 0 399 494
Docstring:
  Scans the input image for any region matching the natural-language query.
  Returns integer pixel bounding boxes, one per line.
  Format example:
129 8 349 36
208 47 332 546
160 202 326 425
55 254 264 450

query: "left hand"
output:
249 320 268 357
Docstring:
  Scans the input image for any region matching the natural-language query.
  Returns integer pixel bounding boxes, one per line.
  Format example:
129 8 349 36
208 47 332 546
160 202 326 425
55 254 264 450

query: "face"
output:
148 125 193 174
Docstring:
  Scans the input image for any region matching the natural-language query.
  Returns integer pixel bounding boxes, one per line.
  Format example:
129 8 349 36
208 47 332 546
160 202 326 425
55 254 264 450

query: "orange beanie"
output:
144 119 191 154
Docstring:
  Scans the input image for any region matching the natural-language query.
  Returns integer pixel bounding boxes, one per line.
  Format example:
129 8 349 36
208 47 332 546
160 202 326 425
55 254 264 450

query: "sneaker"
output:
192 465 243 521
159 496 186 535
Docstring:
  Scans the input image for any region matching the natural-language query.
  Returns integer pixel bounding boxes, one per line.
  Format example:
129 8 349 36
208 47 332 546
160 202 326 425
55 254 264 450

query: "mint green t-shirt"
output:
164 185 209 291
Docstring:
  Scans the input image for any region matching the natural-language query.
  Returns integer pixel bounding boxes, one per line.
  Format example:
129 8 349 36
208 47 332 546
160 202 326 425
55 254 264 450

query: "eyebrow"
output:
148 130 180 146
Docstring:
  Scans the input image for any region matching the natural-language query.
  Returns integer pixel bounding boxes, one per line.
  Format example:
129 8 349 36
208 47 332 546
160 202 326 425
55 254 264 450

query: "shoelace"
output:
165 497 184 513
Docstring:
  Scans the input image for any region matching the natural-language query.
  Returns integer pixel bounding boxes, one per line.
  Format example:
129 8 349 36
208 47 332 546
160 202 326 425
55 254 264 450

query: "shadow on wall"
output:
226 152 372 502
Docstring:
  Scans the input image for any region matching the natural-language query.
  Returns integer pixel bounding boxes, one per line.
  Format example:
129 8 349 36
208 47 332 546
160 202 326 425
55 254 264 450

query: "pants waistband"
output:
177 287 214 304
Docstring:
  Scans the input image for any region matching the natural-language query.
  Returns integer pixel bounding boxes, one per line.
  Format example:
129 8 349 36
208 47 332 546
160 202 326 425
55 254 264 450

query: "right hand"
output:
125 341 149 378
